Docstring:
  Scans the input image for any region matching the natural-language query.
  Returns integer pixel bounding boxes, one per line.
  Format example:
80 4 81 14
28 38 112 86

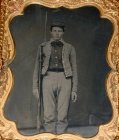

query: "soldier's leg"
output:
56 72 71 134
42 71 57 134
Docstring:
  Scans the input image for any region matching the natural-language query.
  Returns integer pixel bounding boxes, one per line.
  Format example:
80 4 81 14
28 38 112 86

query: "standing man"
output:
33 21 77 134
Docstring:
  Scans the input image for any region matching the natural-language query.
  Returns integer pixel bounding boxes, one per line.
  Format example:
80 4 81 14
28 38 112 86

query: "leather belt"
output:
48 69 64 72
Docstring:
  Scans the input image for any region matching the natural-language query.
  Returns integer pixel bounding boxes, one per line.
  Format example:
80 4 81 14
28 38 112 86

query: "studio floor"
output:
18 126 99 137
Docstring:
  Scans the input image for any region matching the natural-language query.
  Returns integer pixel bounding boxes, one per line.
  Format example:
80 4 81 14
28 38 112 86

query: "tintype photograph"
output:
4 4 113 137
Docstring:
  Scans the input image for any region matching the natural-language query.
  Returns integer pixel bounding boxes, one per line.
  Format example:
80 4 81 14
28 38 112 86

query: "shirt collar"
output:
50 38 64 44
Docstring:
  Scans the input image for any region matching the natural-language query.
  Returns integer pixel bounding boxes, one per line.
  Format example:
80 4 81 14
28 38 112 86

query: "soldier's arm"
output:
70 46 78 93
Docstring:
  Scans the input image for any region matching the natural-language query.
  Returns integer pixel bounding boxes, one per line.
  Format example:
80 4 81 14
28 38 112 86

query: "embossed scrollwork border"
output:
0 0 119 140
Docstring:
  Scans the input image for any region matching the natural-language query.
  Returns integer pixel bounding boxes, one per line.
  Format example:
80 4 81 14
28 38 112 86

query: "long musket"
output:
37 44 42 131
37 11 47 132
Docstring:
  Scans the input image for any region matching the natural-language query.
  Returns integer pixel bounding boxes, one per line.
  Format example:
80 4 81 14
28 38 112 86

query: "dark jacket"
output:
33 38 78 93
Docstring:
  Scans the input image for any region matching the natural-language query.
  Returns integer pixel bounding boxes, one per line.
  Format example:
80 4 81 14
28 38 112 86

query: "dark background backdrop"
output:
4 5 113 136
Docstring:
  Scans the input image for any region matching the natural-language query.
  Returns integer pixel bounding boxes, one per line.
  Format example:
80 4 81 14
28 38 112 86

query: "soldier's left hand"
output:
71 92 77 102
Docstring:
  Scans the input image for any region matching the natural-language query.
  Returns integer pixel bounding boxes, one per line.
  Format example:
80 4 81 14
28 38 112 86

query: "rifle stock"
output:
37 99 41 130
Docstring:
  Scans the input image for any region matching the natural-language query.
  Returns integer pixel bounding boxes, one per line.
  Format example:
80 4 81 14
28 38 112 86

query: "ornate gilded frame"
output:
0 0 119 140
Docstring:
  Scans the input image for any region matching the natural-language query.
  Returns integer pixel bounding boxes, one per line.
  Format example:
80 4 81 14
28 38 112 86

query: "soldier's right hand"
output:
33 89 39 99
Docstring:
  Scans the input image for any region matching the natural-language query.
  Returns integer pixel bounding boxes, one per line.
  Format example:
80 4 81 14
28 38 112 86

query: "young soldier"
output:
33 21 77 134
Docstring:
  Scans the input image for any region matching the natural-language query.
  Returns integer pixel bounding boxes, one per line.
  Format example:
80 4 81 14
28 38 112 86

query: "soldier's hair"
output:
50 26 65 32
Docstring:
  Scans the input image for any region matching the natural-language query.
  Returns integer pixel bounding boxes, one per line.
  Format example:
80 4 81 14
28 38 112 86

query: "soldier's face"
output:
50 27 64 41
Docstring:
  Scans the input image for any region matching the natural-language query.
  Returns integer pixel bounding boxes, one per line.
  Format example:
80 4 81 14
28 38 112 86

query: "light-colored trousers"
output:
42 71 71 134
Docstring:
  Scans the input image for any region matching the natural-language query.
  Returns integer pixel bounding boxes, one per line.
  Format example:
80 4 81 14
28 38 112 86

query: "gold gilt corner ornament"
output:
0 0 119 140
